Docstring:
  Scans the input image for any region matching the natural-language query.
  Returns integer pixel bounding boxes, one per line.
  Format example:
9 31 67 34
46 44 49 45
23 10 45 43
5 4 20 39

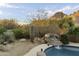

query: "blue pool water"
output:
45 45 79 56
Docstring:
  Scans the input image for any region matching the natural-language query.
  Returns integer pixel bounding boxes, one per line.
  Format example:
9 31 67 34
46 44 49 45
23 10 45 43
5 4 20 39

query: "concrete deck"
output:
24 44 52 56
68 42 79 47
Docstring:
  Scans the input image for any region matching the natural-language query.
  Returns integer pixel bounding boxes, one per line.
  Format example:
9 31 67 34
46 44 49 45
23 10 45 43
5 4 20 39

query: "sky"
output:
0 3 79 24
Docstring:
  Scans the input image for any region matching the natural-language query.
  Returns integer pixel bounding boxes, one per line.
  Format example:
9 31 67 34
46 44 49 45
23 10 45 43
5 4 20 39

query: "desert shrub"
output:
12 28 30 39
0 27 7 44
3 30 15 43
73 27 79 35
23 30 30 39
0 30 15 44
60 34 69 44
68 27 79 35
0 34 5 44
66 27 79 43
0 27 6 34
12 29 24 39
0 19 17 30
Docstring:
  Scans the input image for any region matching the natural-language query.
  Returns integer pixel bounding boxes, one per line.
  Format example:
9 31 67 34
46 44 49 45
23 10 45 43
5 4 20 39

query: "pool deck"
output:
24 42 79 56
68 42 79 47
24 44 52 56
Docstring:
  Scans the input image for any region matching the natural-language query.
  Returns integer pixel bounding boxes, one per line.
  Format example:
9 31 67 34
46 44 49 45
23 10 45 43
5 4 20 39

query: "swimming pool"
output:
44 45 79 56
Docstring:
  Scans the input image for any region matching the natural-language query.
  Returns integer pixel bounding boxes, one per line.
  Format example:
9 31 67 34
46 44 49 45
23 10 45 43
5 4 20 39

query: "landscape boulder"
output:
19 38 26 42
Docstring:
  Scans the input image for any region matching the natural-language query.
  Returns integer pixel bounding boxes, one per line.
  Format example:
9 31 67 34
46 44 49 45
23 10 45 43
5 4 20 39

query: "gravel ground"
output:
0 40 39 56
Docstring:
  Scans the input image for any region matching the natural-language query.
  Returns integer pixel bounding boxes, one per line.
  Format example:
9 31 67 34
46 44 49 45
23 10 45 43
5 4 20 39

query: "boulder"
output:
19 38 26 42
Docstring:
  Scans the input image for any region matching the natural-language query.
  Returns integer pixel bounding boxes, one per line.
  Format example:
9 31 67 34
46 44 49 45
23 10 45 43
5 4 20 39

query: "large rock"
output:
34 37 45 43
19 38 26 42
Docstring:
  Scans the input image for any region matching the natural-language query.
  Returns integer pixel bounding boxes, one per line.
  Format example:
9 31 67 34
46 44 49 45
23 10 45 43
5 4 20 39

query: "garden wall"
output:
67 35 79 43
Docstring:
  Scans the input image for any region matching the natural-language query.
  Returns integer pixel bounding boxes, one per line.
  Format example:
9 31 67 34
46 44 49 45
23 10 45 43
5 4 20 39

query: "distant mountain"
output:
49 12 67 20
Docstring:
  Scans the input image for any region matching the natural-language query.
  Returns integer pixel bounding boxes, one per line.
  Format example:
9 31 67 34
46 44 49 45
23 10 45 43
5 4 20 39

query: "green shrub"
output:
60 34 69 44
12 28 30 39
0 34 5 44
23 30 30 39
66 27 79 43
73 27 79 35
0 27 6 34
68 27 79 35
0 27 7 44
12 29 24 39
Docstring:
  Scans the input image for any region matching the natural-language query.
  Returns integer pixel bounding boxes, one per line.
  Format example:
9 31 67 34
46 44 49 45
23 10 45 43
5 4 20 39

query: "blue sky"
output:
0 3 79 24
